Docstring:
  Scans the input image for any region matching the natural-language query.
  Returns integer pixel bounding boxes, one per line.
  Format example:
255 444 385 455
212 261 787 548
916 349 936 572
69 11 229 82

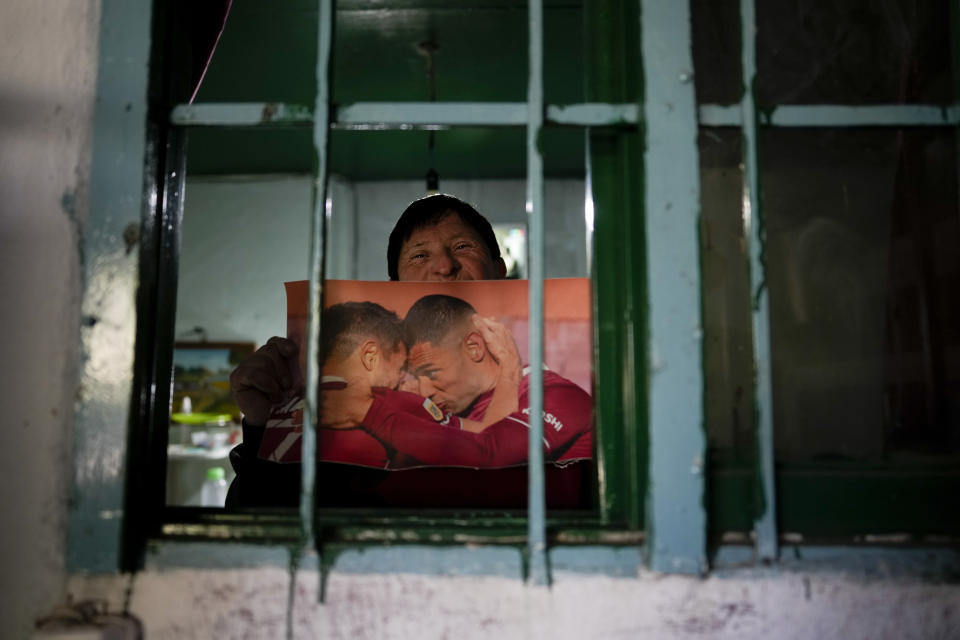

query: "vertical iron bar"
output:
304 0 334 547
526 0 548 586
640 0 707 574
740 0 778 561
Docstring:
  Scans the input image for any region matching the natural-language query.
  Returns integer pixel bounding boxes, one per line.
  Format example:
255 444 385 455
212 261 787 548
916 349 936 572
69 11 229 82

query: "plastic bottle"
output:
200 467 228 507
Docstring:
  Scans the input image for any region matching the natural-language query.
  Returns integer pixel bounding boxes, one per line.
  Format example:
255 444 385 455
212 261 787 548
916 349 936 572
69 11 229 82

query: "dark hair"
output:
321 302 405 363
387 194 501 280
403 294 477 348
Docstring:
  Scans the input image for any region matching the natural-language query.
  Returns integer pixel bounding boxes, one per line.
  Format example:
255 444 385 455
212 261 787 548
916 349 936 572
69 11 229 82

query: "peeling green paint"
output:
170 102 315 126
525 0 547 588
68 0 153 574
640 0 707 575
738 0 777 562
303 0 335 554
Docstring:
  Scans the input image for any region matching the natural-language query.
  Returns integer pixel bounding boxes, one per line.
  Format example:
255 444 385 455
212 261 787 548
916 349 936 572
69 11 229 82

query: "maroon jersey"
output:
361 369 593 469
259 382 450 467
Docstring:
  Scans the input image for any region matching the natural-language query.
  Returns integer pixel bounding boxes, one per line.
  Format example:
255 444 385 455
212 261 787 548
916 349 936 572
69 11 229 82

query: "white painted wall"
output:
0 1 99 637
176 175 313 344
2 3 959 639
66 561 960 639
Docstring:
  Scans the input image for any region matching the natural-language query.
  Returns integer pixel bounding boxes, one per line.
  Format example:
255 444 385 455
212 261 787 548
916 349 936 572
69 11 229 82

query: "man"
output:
228 301 416 505
254 301 411 467
387 193 507 281
230 194 506 420
324 295 593 468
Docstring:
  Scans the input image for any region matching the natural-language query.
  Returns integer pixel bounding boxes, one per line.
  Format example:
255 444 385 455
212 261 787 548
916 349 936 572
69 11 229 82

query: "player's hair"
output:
387 194 501 280
403 294 477 348
321 302 405 363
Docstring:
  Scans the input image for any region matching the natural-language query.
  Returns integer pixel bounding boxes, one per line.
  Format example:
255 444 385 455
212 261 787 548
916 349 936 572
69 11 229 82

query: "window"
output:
70 0 960 577
696 0 960 549
100 0 656 579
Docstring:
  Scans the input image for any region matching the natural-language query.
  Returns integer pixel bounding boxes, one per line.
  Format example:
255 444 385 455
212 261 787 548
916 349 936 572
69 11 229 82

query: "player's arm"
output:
361 394 530 468
459 379 593 459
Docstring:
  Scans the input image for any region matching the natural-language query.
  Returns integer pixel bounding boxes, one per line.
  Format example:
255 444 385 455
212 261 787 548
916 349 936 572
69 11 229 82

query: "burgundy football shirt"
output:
361 369 593 469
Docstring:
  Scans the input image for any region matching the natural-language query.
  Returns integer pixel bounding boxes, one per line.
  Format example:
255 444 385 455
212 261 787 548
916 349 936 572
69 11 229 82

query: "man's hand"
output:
460 315 522 433
472 314 522 383
321 376 374 429
229 337 301 426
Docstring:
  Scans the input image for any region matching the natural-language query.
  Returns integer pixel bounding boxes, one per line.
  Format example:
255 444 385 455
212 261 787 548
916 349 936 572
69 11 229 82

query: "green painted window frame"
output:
699 0 960 555
68 0 663 576
68 0 960 578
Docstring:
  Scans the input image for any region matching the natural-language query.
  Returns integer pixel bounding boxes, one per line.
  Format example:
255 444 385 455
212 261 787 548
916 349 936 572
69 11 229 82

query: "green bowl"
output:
171 412 233 425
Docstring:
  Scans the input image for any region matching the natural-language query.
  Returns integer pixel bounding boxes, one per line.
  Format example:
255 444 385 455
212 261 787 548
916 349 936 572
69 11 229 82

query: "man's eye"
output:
453 242 473 251
409 252 427 261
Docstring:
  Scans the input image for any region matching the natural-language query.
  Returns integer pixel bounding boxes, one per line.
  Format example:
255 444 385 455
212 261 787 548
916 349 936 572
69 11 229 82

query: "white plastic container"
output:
200 466 228 507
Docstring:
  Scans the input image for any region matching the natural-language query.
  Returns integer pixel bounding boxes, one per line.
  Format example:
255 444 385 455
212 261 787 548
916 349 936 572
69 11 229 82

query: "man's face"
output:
397 212 506 281
407 336 482 414
371 344 408 390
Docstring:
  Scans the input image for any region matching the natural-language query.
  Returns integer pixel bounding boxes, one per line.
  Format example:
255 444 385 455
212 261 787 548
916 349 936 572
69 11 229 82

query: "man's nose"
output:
431 250 459 278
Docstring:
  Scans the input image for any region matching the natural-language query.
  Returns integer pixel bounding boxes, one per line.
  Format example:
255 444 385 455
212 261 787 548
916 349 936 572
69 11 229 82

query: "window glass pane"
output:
191 1 318 104
544 0 586 105
756 0 952 106
698 127 758 534
334 1 528 103
691 0 742 105
762 128 960 466
699 128 754 460
187 128 314 175
166 139 313 507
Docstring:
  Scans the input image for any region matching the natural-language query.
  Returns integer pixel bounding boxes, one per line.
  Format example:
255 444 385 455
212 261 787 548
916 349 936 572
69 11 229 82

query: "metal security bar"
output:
525 0 548 587
170 101 643 128
303 0 335 546
739 0 778 563
640 0 707 575
172 102 960 129
699 104 960 127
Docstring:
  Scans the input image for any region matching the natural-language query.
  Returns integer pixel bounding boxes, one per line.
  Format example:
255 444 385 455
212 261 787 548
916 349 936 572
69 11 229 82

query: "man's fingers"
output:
266 336 298 358
242 367 286 403
250 338 300 391
260 345 292 390
268 337 304 391
472 315 515 360
232 388 272 425
472 315 498 345
229 337 304 423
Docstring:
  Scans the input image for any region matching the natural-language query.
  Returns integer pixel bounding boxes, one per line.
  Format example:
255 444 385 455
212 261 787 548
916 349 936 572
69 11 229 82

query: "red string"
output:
188 0 234 105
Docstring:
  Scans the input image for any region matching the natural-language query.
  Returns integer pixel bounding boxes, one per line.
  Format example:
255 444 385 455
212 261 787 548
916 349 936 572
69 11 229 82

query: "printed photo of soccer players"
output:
319 292 593 471
231 278 595 509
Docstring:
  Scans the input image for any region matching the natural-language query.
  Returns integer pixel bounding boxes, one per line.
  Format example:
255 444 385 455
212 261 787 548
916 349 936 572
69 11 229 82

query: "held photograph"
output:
244 278 596 510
